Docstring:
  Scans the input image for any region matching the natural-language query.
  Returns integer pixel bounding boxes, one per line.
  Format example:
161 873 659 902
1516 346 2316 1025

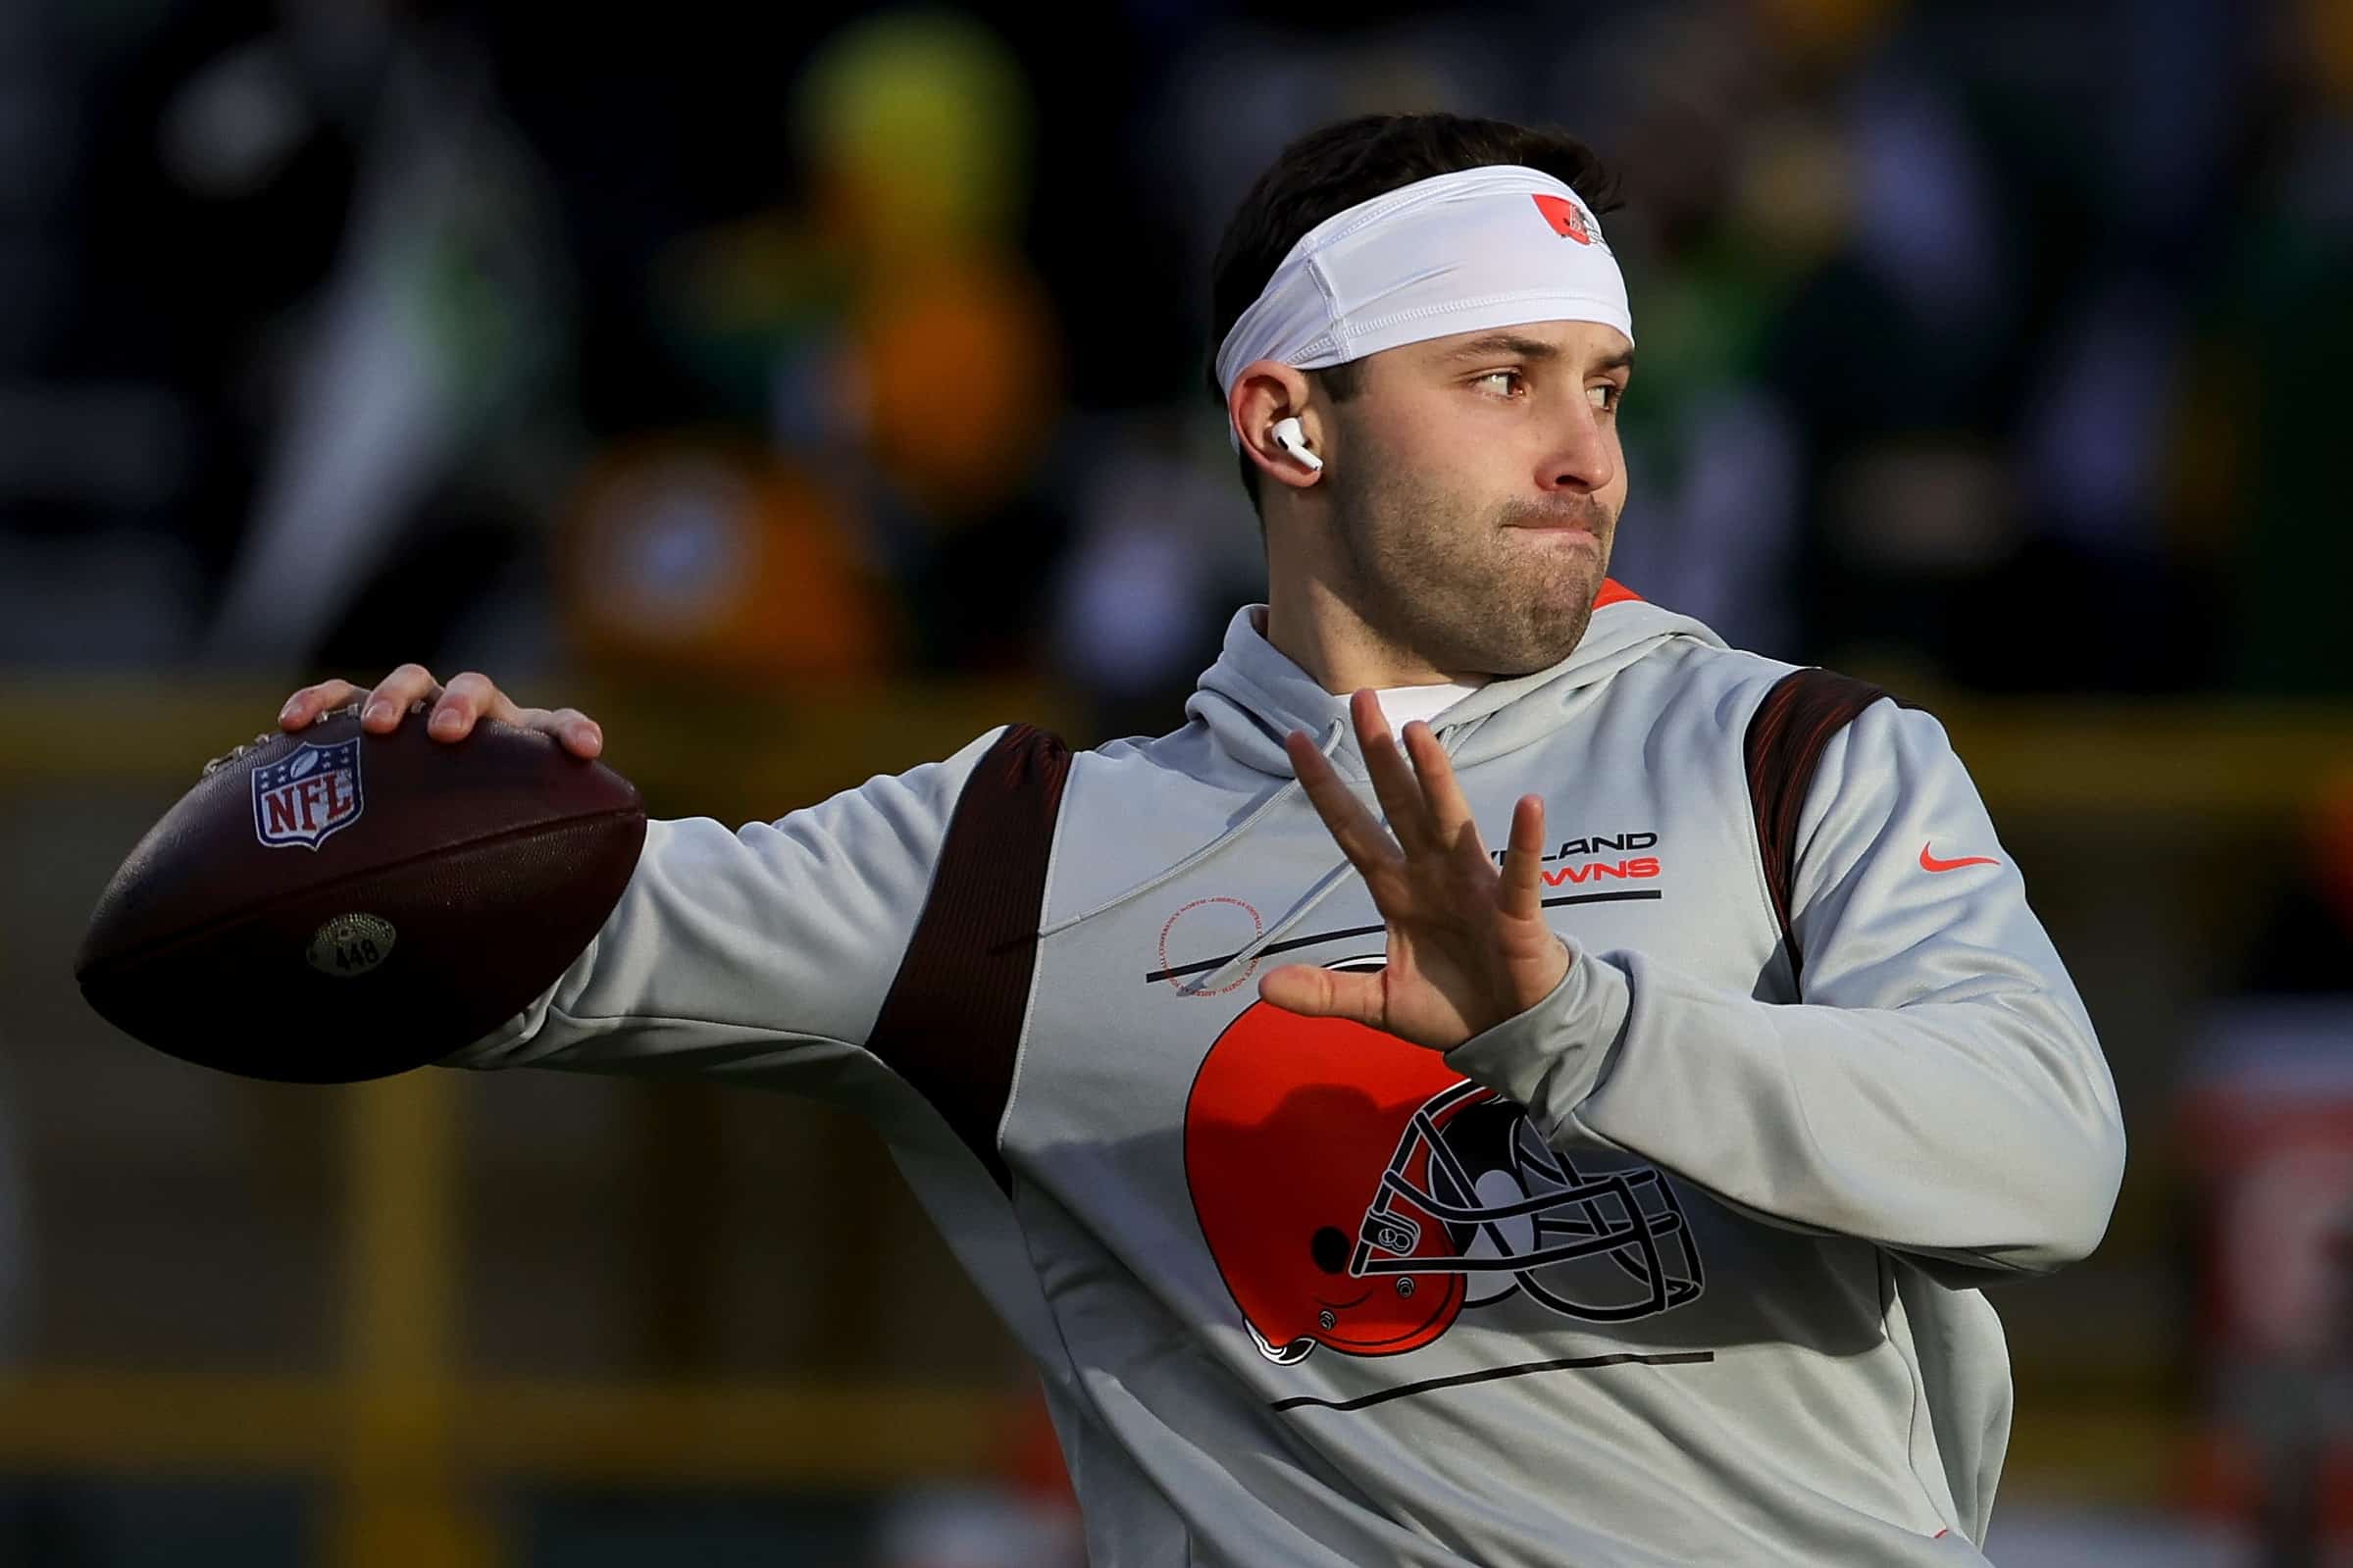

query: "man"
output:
272 113 2125 1566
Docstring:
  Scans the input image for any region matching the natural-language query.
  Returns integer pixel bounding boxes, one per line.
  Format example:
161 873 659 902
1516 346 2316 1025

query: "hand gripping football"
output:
75 703 646 1082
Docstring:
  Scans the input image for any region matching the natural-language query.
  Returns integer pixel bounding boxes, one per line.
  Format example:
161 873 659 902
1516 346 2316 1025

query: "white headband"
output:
1214 164 1633 451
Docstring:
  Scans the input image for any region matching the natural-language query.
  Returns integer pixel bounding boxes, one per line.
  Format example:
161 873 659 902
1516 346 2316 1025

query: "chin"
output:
1487 602 1596 676
1462 629 1586 678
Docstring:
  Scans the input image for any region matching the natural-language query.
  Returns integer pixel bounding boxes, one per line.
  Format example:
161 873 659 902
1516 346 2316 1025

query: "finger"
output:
362 664 440 732
1257 962 1386 1028
1351 689 1436 856
429 671 514 740
280 680 363 730
1285 729 1403 876
1498 794 1548 921
544 706 604 759
1401 719 1477 850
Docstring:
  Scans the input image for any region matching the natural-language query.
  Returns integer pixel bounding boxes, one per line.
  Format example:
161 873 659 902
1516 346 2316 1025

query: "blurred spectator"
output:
2182 774 2353 1565
1048 408 1265 737
549 6 1074 683
200 11 568 675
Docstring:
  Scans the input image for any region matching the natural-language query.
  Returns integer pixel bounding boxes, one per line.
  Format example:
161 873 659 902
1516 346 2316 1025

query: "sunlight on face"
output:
1320 320 1634 677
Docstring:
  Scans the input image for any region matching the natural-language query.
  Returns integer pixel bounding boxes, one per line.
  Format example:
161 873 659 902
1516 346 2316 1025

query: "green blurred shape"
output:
793 7 1035 251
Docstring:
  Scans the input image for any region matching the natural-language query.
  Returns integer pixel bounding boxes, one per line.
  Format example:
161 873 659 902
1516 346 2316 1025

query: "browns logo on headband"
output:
1532 192 1594 244
1213 164 1635 450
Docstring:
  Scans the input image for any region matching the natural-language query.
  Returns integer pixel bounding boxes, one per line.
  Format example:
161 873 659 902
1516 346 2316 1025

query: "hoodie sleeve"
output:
1443 701 2126 1277
438 727 1007 1083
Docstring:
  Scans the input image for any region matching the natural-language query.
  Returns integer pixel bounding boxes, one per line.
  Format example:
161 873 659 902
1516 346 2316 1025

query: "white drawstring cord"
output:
1038 717 1348 939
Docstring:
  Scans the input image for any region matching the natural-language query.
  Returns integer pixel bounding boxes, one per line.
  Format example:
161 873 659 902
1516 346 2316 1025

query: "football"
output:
75 702 646 1082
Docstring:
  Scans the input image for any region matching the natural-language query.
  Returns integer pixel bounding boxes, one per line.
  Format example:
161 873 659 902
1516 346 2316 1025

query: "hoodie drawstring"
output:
1037 718 1350 940
1177 854 1356 996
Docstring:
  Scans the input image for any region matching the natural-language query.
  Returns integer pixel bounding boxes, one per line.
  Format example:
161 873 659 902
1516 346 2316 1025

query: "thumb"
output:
1257 963 1386 1028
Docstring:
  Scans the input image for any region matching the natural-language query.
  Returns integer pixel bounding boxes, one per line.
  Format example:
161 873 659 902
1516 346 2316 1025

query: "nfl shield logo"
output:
252 738 366 851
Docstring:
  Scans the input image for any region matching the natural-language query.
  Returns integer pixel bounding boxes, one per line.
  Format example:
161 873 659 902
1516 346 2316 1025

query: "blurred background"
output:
0 0 2348 1563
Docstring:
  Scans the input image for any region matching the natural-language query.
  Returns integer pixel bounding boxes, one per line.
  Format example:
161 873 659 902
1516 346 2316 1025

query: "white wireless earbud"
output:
1269 416 1323 474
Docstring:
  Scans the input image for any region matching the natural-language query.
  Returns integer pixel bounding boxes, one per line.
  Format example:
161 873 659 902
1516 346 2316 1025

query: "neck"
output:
1261 572 1482 694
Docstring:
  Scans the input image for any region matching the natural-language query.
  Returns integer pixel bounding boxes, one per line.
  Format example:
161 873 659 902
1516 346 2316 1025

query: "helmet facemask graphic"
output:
1356 1080 1704 1323
1184 959 1706 1367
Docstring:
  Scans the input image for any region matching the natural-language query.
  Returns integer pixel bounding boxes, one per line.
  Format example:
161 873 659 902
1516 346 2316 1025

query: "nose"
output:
1539 399 1616 495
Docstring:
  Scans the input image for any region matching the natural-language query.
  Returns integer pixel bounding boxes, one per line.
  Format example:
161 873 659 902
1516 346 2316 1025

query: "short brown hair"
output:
1205 112 1623 512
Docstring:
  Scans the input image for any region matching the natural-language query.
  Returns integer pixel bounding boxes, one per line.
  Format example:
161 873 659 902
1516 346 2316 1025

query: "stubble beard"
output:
1325 458 1615 679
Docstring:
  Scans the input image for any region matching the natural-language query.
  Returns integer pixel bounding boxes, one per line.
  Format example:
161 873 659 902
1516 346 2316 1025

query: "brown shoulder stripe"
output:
1742 669 1905 986
867 724 1071 1193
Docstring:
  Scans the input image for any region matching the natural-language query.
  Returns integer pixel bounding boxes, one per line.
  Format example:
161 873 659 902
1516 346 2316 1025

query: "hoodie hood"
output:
1183 582 1727 780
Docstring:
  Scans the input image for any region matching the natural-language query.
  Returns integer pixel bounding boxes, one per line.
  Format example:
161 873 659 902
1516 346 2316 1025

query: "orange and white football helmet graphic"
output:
1184 968 1704 1365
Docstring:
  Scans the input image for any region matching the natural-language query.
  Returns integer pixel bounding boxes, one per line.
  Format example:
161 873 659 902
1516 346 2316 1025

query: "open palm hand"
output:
1259 689 1571 1051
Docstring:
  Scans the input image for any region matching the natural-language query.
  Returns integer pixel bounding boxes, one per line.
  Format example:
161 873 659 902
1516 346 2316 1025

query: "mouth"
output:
1506 524 1600 545
1504 503 1604 533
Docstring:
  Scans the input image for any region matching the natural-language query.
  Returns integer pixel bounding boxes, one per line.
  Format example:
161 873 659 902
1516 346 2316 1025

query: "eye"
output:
1473 369 1525 398
1588 382 1623 413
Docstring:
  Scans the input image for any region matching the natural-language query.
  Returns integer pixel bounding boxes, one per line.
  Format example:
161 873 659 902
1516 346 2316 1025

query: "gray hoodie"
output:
450 589 2125 1566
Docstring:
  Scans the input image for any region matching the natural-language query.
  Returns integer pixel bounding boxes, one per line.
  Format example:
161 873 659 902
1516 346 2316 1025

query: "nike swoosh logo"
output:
1919 841 2000 873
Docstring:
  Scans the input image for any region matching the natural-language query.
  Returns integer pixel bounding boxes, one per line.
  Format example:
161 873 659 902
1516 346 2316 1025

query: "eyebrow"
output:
1437 333 1635 374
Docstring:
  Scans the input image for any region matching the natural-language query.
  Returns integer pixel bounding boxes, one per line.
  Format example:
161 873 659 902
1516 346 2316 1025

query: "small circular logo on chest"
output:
1157 896 1263 995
